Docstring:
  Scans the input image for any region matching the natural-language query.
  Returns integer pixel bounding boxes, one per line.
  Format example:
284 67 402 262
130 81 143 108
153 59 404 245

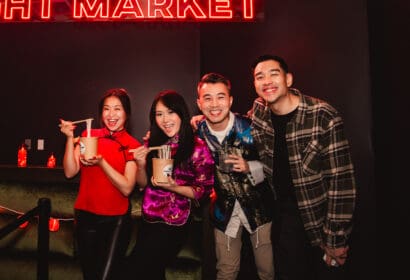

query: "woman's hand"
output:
151 176 196 199
129 146 149 168
142 130 151 145
79 154 102 166
59 119 76 138
151 175 177 189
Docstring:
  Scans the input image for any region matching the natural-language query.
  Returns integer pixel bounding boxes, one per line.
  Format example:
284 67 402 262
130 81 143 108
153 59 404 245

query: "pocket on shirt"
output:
301 139 321 176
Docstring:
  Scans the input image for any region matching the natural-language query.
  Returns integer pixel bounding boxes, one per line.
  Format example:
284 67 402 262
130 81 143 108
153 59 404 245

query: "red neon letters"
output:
0 0 258 22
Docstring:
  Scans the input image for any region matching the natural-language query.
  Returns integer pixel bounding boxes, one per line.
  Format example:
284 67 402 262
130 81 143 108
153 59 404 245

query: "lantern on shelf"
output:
47 153 56 168
17 144 27 167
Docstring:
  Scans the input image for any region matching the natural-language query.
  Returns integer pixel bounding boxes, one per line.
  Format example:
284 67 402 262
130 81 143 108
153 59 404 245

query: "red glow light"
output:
47 153 56 168
18 215 29 228
17 145 27 168
49 218 60 232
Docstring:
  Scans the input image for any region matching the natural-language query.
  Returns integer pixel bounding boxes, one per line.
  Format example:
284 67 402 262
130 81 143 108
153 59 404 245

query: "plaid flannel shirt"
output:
251 88 356 248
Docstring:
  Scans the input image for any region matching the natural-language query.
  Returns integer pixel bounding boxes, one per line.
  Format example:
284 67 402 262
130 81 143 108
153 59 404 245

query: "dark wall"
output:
0 23 200 165
368 0 410 278
200 0 373 278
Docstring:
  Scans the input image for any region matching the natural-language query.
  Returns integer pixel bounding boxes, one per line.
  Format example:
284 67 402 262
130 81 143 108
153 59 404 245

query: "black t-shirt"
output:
271 109 297 202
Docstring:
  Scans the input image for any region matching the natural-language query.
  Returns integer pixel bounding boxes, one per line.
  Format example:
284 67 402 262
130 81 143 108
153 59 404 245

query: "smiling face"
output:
253 59 293 106
197 82 233 131
155 100 181 138
102 96 126 132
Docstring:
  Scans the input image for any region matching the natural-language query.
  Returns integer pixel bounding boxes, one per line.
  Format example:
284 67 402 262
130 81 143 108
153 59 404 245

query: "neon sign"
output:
0 0 264 22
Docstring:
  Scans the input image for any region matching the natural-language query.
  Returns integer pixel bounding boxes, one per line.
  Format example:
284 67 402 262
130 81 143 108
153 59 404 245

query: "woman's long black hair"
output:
148 90 195 168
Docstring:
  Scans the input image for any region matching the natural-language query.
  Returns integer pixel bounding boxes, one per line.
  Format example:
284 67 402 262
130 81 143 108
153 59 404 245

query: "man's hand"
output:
322 245 349 267
190 115 205 130
224 154 250 174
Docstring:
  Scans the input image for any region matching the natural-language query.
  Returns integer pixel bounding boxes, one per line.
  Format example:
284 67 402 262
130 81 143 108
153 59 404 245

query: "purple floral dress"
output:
142 135 214 225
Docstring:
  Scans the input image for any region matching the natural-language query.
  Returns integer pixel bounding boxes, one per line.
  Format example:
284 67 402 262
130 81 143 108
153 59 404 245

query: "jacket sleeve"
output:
190 136 215 201
321 113 357 248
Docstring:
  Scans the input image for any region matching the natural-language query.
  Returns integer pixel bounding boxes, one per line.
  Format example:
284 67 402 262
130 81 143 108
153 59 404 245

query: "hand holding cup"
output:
223 154 250 174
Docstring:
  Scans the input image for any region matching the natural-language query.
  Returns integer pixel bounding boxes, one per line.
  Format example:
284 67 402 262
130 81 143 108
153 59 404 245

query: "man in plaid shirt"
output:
250 54 356 280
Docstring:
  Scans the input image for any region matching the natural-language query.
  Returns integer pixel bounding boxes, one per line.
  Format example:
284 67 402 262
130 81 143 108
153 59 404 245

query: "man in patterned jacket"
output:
250 54 356 280
196 72 275 280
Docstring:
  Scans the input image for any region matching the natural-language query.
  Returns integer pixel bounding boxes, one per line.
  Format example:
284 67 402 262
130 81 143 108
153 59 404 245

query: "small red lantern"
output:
47 153 56 168
17 144 27 167
49 218 60 232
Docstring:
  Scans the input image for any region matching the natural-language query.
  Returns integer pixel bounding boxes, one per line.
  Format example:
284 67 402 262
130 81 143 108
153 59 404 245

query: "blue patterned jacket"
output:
197 114 273 232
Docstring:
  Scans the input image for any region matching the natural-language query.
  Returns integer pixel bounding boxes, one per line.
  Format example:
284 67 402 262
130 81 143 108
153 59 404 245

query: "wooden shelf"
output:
0 165 79 185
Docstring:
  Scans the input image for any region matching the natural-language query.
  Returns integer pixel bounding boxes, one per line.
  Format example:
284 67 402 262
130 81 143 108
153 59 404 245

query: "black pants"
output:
122 219 190 280
272 200 347 280
75 209 132 280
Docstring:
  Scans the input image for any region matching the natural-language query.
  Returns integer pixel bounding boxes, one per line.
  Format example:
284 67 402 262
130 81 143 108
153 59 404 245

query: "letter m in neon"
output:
73 0 109 19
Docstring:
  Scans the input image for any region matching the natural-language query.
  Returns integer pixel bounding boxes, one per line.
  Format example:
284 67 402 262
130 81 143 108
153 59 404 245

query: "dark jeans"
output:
272 200 347 280
122 219 190 280
75 209 132 280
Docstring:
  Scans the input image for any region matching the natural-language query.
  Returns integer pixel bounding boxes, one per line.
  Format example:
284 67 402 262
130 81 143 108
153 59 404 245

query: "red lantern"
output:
49 218 60 232
47 153 56 168
17 144 27 167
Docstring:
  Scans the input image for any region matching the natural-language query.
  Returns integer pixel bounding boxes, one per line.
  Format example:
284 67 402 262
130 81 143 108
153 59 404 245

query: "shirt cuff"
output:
247 161 264 186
